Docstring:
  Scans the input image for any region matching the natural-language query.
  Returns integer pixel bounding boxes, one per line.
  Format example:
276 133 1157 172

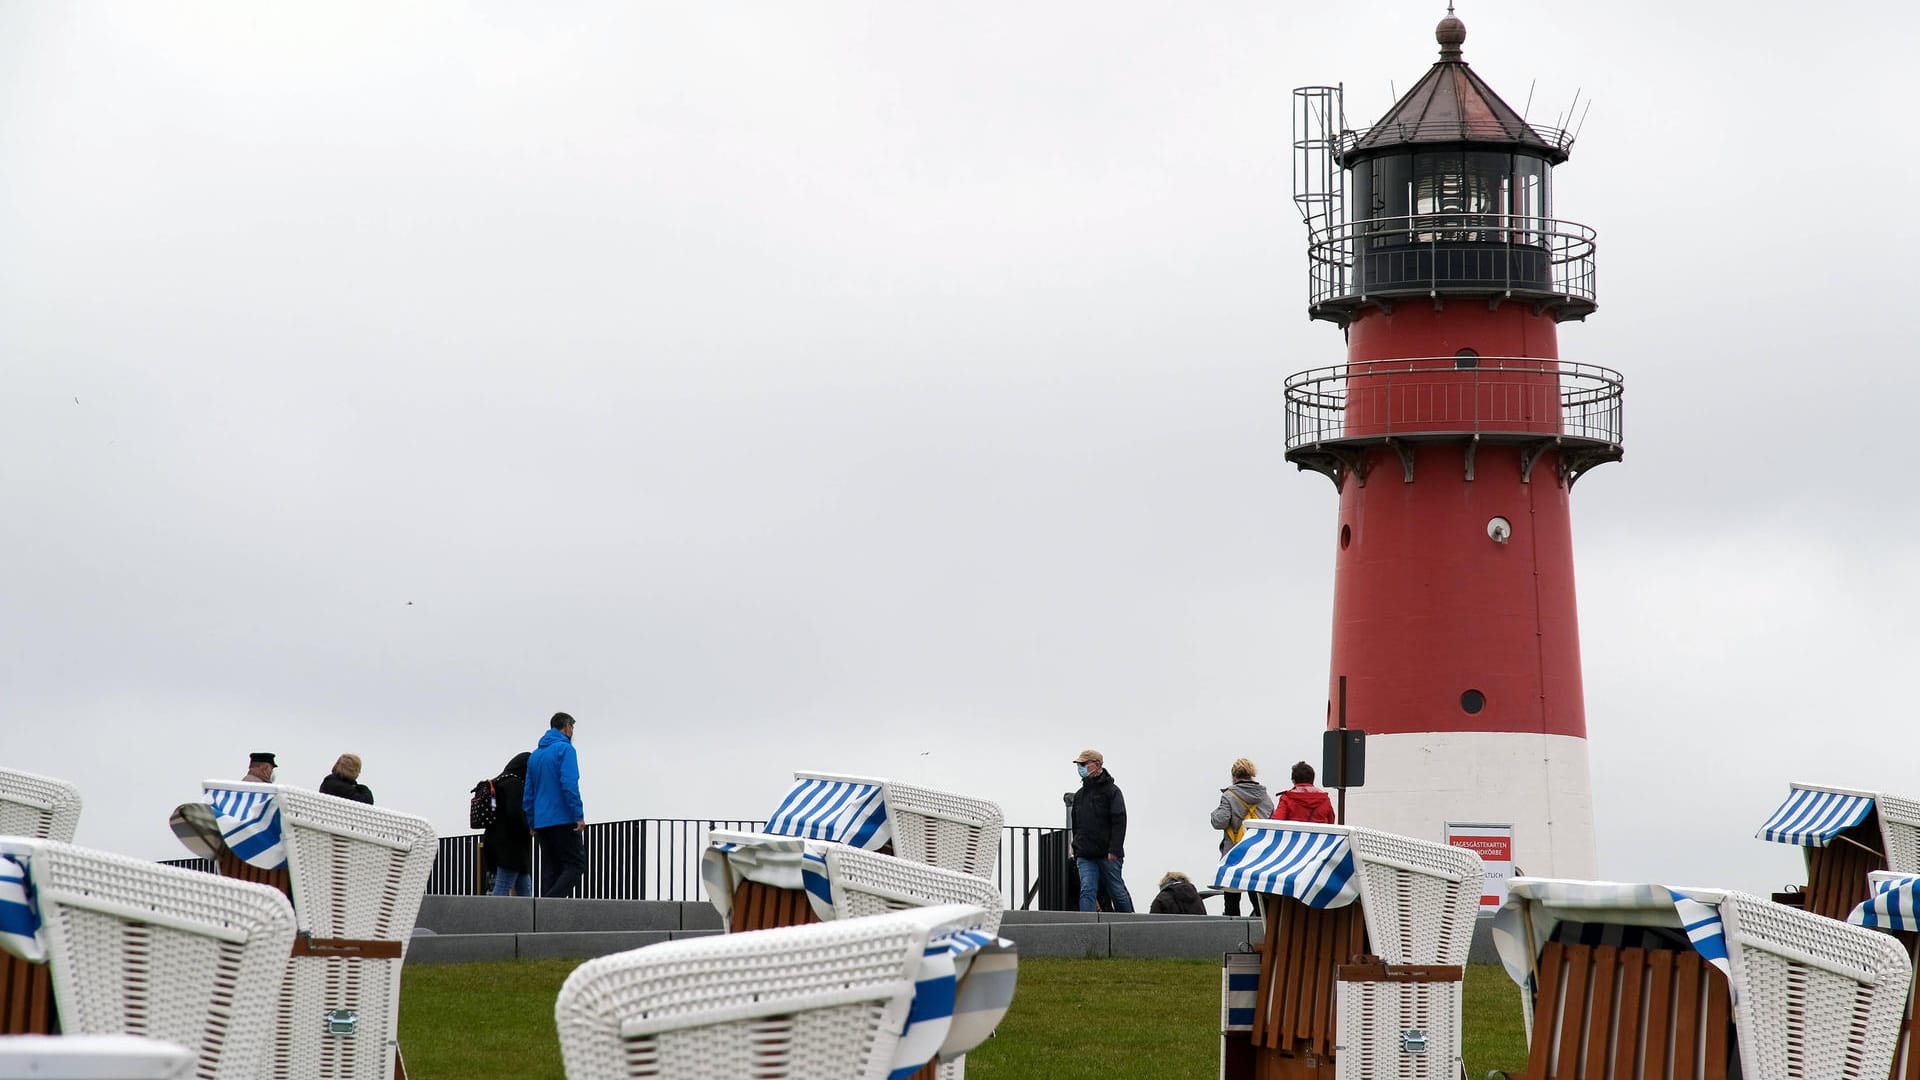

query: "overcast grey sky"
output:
5 1 1917 904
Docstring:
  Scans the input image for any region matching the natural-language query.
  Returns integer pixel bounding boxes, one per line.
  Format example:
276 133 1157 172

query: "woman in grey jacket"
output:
1209 757 1274 917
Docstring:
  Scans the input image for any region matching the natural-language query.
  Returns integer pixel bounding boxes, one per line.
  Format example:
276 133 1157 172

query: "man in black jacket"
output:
1070 748 1134 912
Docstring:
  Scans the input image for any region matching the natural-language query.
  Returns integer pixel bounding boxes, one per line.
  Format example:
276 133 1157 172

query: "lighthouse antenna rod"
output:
1522 79 1535 122
1572 98 1594 143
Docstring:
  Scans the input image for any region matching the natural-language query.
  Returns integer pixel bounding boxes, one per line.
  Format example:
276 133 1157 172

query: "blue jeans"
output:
490 868 533 896
1076 856 1134 913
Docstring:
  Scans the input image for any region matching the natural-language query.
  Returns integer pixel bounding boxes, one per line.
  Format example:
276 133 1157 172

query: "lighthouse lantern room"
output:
1284 8 1623 878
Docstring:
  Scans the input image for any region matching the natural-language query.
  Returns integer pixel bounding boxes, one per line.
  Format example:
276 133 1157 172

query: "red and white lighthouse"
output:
1285 11 1620 878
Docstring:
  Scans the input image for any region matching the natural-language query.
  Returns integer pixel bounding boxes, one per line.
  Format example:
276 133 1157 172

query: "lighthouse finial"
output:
1437 4 1466 61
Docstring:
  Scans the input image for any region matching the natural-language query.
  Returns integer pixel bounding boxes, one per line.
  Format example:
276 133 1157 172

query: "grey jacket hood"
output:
1210 779 1274 831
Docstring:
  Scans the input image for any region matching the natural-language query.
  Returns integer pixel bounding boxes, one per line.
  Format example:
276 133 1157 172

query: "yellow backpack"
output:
1223 794 1261 845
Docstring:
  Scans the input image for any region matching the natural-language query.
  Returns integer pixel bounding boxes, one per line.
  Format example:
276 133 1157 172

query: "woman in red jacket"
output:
1273 761 1336 823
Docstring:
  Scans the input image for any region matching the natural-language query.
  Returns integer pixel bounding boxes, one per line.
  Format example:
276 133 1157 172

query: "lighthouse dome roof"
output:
1340 7 1572 165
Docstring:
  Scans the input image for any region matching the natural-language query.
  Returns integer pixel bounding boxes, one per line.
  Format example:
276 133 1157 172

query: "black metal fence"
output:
164 817 1073 911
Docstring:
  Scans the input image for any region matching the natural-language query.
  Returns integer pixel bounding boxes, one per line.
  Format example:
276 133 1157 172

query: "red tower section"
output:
1285 12 1621 876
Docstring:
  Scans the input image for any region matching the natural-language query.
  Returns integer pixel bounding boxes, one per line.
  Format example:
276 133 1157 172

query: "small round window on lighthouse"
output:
1340 524 1352 550
1455 348 1479 370
1460 689 1486 714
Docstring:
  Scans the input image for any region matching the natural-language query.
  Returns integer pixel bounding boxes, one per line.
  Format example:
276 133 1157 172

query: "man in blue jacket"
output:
523 712 586 897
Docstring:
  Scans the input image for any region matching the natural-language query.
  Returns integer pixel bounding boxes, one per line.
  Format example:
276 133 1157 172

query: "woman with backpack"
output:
1209 757 1274 917
484 752 534 896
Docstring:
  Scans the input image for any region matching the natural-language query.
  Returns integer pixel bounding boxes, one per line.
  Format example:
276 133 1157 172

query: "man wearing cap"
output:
1069 749 1134 912
244 753 277 782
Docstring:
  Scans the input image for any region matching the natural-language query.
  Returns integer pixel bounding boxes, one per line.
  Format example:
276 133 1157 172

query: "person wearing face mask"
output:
243 752 277 783
1069 748 1133 912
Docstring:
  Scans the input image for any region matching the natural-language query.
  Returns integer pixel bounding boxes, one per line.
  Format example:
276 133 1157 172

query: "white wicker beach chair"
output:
198 781 437 1080
1848 871 1920 1080
0 1034 195 1079
1212 822 1484 1080
555 903 1003 1080
1720 889 1912 1080
1344 826 1482 966
1757 782 1920 920
1493 878 1913 1080
0 838 296 1079
877 780 1003 880
0 769 82 844
769 773 1003 880
820 844 1004 935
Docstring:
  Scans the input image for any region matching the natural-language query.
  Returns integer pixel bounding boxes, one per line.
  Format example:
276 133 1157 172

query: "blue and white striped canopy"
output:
173 784 287 870
764 774 891 851
0 853 43 963
1491 878 1731 989
208 786 287 869
1756 785 1876 847
1212 824 1357 908
888 927 1018 1079
1848 873 1920 933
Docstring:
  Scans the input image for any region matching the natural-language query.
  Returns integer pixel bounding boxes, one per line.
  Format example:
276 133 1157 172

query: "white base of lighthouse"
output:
1338 731 1598 879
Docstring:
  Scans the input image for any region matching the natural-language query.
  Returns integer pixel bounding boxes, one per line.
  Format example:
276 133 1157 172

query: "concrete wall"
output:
406 896 1504 966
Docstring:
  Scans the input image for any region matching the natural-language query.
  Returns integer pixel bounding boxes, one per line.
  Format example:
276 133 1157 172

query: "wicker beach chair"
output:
0 838 296 1079
767 772 1003 879
1495 878 1913 1080
1757 782 1920 920
0 1034 195 1079
1848 872 1920 1080
555 903 1007 1080
699 833 1006 1079
1212 821 1483 1080
876 780 1003 880
0 768 82 844
190 782 437 1080
819 843 1003 934
0 768 85 1043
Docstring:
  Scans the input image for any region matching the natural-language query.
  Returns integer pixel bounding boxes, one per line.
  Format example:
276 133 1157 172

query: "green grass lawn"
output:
399 958 1528 1078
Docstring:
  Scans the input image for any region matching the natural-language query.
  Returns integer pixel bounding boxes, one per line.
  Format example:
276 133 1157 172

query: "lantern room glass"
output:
1351 149 1553 247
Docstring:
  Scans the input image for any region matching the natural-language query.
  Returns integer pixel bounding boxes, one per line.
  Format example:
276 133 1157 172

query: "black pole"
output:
1336 675 1348 825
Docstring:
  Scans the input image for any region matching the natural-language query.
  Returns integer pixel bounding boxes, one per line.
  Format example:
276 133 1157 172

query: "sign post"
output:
1323 676 1366 824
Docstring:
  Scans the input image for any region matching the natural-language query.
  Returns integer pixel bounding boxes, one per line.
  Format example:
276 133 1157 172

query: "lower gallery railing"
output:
164 816 1074 911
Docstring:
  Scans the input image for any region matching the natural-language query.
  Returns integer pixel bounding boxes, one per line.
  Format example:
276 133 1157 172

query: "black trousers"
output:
535 825 587 898
1222 890 1263 918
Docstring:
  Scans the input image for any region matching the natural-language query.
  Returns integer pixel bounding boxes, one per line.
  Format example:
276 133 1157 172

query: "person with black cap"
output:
1069 748 1133 912
244 752 277 783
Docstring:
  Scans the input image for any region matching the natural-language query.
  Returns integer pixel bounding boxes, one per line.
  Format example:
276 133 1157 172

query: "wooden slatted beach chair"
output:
1510 938 1732 1079
1757 783 1920 921
0 768 83 1041
0 838 296 1079
1847 872 1920 1080
1213 822 1483 1080
555 903 1006 1080
701 832 1006 1080
191 782 437 1080
1496 879 1912 1080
